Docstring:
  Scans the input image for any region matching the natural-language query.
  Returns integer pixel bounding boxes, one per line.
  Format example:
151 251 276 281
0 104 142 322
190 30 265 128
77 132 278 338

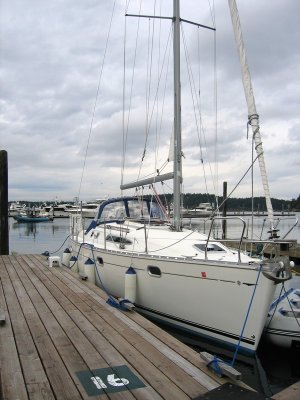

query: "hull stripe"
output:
136 304 255 346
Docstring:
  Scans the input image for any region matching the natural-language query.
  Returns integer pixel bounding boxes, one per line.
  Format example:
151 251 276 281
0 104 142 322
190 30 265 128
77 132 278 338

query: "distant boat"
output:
41 203 76 218
68 199 106 218
184 203 214 218
8 201 26 217
13 209 53 223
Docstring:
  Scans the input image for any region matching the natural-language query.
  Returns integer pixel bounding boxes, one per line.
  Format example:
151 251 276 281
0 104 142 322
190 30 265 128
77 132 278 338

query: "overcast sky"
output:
1 0 299 203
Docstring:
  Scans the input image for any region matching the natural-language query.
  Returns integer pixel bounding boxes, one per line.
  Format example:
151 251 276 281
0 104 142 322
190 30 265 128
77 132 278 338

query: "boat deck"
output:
0 254 241 400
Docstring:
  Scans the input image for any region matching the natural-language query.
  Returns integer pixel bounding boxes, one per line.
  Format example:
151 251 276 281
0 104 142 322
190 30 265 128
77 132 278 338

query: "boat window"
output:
194 243 226 252
99 201 126 222
127 200 148 219
147 266 161 277
105 234 132 244
127 199 164 220
96 198 165 224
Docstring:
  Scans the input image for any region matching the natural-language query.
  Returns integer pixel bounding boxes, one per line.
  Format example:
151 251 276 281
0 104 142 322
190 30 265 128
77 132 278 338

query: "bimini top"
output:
86 197 167 233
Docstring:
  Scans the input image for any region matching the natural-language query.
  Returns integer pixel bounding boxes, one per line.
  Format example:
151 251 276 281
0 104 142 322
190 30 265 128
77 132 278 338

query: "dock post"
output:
222 181 227 239
0 150 9 255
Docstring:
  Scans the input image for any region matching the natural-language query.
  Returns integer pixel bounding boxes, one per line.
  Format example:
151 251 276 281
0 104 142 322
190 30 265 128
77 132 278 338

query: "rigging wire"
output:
181 24 218 208
143 15 153 162
212 4 219 210
154 0 162 170
139 1 158 176
121 0 143 193
210 153 260 217
181 26 208 188
77 0 116 201
122 11 173 192
143 25 173 158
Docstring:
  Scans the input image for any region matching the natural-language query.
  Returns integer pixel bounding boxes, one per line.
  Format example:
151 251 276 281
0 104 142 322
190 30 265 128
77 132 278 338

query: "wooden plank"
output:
8 255 133 400
200 352 242 381
23 254 201 400
273 381 300 400
28 255 221 398
0 257 29 400
51 256 225 388
50 255 253 390
1 255 84 400
1 254 249 400
17 255 154 400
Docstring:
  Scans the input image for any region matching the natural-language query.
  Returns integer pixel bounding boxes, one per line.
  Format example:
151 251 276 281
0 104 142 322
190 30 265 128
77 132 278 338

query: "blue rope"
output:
207 355 223 376
75 243 127 310
231 265 262 366
68 241 85 269
41 234 71 256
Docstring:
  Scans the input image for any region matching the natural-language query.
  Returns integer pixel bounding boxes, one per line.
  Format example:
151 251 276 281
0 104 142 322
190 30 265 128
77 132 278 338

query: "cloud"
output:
0 0 299 202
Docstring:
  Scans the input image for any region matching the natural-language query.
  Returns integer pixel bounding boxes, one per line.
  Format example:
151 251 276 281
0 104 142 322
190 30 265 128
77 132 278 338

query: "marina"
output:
6 215 300 397
1 0 300 398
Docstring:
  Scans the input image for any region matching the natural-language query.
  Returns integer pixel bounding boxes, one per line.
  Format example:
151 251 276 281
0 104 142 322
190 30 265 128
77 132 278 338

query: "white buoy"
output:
62 248 71 267
125 267 137 303
69 255 78 272
83 258 96 284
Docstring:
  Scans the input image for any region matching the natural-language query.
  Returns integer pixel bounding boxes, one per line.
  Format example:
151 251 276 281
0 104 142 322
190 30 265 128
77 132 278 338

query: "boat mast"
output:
228 0 277 238
173 0 183 231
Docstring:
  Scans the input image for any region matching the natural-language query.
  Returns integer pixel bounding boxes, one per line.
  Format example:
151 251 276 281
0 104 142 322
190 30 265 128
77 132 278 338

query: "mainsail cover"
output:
228 0 275 234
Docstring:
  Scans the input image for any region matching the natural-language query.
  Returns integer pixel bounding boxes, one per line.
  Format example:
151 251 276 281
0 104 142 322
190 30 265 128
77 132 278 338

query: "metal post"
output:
172 0 183 231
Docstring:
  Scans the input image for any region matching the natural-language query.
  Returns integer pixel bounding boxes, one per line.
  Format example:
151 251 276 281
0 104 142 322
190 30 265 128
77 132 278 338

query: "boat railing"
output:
206 216 247 263
273 216 299 240
70 214 85 241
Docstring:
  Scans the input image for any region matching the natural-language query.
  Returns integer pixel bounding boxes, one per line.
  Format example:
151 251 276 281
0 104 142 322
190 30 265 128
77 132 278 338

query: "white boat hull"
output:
70 237 276 354
264 276 300 348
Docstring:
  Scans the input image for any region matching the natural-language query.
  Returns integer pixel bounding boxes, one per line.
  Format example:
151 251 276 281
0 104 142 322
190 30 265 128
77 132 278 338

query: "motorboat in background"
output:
42 203 76 218
169 202 214 219
8 202 26 217
184 203 214 218
68 199 106 218
13 208 54 223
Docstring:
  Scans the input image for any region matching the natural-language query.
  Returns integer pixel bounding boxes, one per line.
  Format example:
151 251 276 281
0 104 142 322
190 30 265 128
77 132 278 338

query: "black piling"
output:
0 150 9 254
222 181 227 239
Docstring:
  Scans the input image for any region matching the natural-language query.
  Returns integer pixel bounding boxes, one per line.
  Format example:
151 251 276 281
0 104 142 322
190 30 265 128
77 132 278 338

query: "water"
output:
184 212 300 243
7 215 300 396
9 217 70 255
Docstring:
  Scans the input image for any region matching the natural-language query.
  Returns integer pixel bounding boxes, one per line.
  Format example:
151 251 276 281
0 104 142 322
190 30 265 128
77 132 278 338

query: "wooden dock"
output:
0 254 246 400
273 381 300 400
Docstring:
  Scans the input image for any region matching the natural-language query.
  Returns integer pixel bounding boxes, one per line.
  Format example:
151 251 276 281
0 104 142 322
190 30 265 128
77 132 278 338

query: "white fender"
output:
69 255 78 272
125 267 137 303
84 258 96 284
62 248 71 267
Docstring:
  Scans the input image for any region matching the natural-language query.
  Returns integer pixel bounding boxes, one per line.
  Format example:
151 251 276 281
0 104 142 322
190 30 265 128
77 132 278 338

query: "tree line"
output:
159 193 299 212
10 193 300 212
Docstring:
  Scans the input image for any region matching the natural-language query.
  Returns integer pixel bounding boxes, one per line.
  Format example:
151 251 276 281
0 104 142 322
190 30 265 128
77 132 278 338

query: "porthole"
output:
97 257 104 265
147 266 161 277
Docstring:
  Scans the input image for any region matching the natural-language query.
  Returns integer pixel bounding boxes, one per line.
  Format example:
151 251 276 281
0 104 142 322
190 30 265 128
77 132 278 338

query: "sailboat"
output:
69 0 292 354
